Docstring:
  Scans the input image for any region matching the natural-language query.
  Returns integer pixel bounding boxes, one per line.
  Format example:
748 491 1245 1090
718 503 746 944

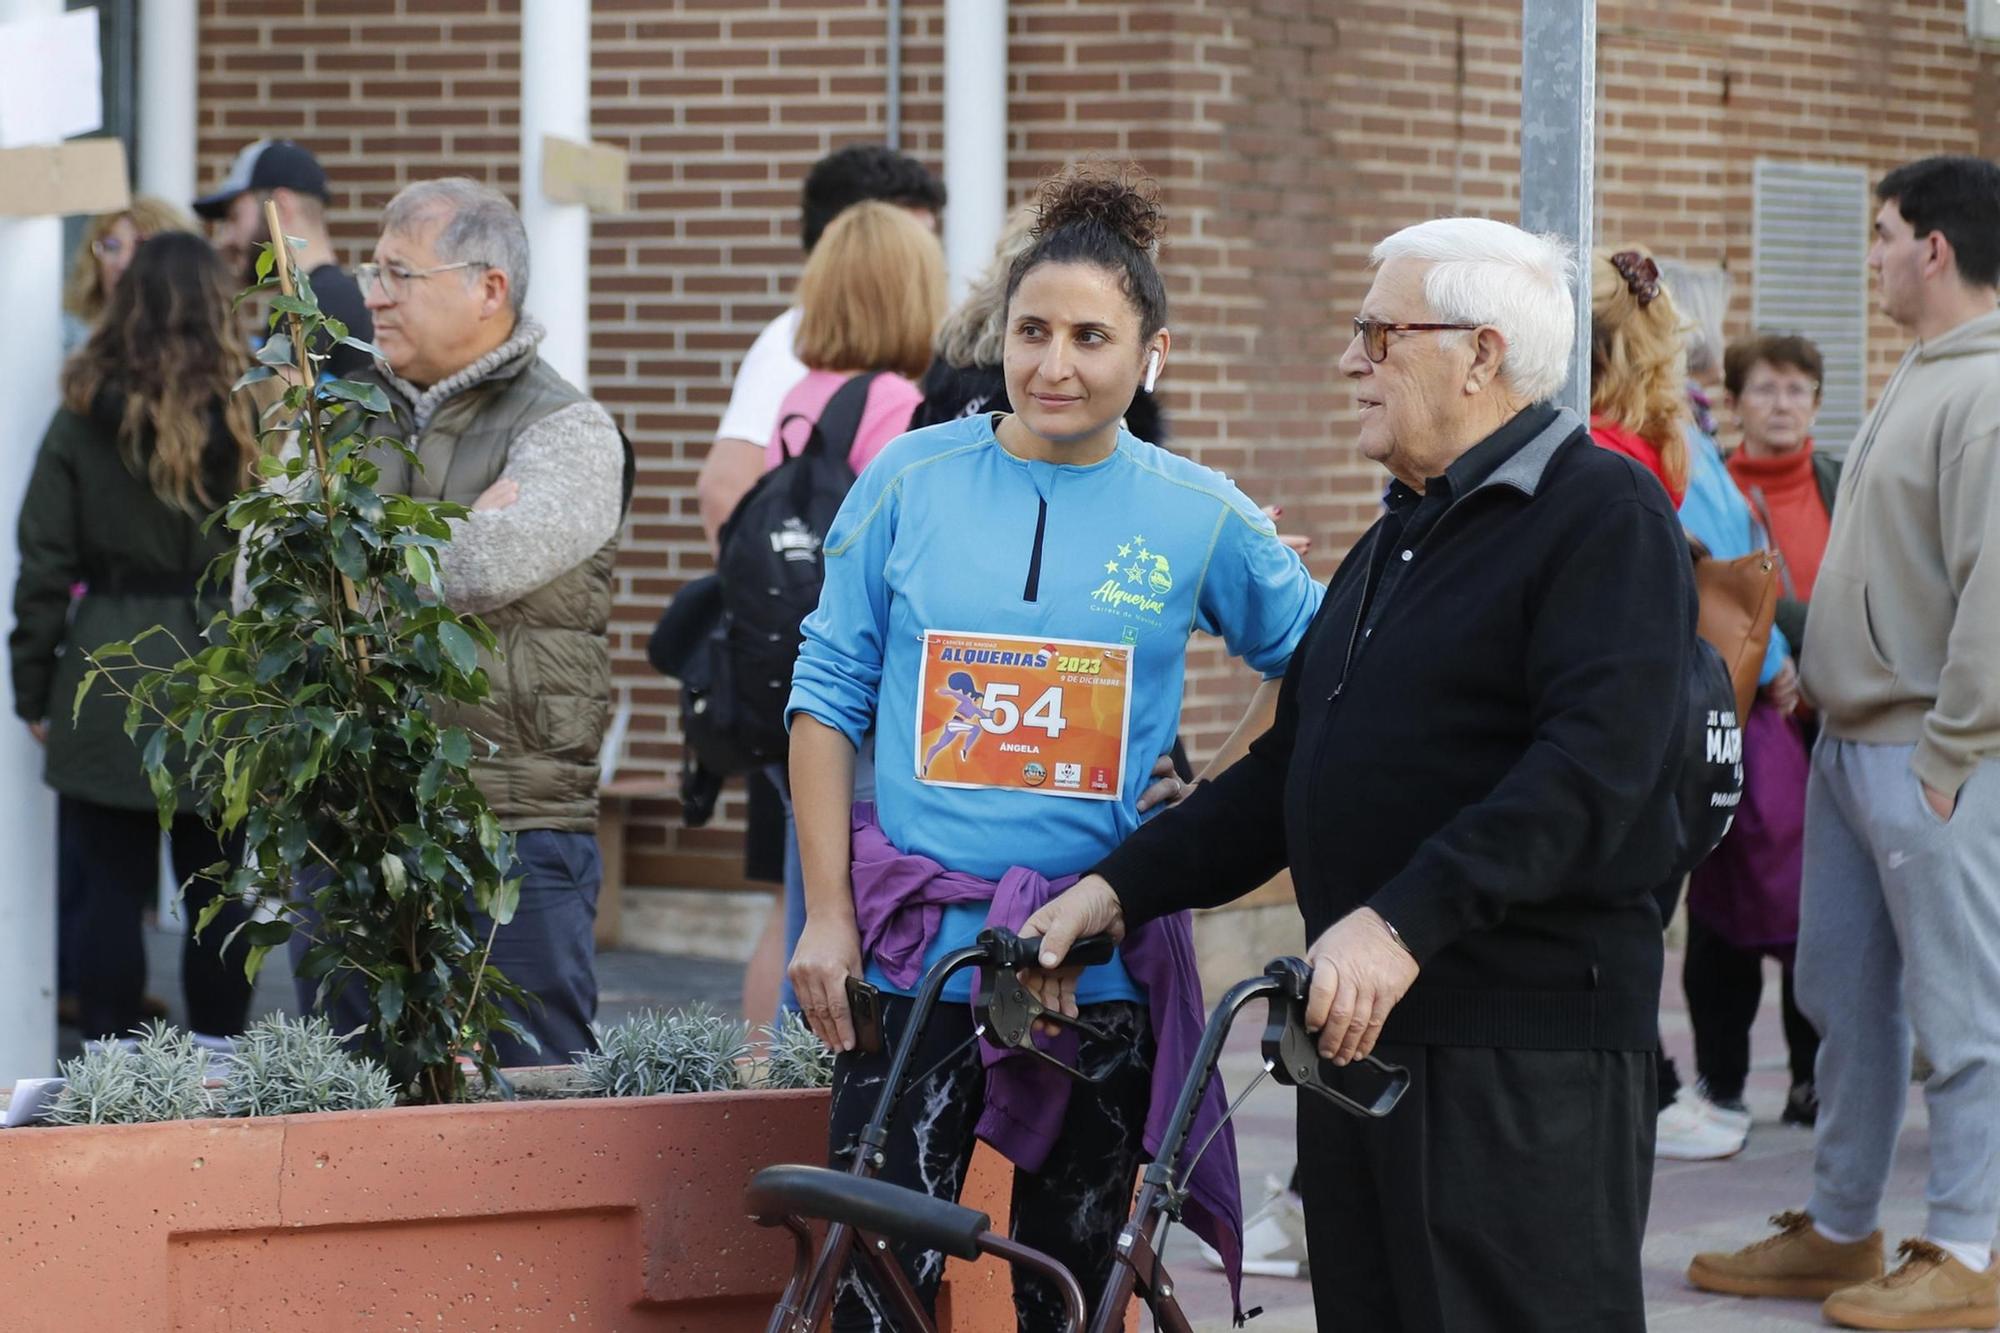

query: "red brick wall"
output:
194 0 2000 893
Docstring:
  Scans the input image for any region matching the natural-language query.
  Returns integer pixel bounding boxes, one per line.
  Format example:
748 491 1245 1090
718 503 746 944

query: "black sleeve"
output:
1089 617 1311 926
1774 596 1807 666
10 417 81 721
1367 492 1694 961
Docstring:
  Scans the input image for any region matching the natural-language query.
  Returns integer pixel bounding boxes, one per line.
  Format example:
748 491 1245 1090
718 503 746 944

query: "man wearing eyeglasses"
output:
1024 217 1697 1331
286 176 629 1067
194 140 374 380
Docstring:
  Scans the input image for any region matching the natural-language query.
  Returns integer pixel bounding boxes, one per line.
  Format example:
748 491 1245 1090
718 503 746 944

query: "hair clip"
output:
1610 250 1661 307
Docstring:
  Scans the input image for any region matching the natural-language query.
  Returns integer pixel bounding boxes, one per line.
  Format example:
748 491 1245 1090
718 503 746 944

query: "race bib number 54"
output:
913 630 1133 800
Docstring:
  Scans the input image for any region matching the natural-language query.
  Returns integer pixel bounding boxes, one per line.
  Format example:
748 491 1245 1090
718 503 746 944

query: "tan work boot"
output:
1687 1210 1885 1299
1821 1238 2000 1330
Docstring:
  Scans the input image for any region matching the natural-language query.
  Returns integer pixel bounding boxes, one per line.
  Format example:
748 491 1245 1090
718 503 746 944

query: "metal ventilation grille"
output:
1751 160 1872 452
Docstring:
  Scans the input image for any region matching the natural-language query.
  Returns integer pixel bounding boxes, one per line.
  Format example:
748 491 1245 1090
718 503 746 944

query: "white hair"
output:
1369 217 1577 403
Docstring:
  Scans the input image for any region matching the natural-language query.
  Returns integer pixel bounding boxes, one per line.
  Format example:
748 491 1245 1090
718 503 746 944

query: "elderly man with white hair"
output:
287 177 629 1065
1023 217 1697 1330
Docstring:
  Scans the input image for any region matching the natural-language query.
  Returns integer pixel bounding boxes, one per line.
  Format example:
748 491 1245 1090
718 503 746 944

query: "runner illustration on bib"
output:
921 670 996 773
914 630 1132 799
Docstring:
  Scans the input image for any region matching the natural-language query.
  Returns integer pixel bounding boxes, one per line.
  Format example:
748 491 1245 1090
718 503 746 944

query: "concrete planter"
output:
0 1082 1049 1331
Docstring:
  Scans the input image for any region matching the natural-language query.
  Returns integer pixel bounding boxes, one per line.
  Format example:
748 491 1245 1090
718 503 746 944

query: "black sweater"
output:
1095 408 1696 1051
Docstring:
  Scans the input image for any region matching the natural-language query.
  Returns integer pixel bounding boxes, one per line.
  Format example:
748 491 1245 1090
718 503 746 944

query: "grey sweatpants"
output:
1796 738 2000 1249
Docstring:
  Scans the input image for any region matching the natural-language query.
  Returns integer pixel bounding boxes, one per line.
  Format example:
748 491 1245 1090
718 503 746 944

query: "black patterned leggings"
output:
825 994 1154 1333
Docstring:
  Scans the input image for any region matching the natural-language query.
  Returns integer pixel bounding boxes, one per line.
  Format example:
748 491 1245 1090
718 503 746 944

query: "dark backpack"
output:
700 372 880 770
1668 636 1746 881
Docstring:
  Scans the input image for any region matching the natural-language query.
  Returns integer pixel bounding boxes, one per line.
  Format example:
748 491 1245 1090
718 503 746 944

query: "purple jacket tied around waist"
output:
848 804 1245 1308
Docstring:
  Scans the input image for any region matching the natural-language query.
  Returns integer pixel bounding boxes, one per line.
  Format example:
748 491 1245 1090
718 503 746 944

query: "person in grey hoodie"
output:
1690 155 2000 1331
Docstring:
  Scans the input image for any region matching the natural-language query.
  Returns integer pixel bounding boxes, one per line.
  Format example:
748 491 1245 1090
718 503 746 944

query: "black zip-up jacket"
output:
1095 407 1696 1050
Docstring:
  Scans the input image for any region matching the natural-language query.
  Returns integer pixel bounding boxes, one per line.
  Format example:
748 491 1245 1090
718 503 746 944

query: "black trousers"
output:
824 993 1153 1333
1298 1043 1655 1333
1683 913 1820 1100
65 796 253 1040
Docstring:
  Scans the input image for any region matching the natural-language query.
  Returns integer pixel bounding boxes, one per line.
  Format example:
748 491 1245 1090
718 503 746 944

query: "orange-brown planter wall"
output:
0 1089 831 1332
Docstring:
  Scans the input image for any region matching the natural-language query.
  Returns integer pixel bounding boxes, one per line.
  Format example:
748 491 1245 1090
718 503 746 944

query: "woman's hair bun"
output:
1033 162 1164 256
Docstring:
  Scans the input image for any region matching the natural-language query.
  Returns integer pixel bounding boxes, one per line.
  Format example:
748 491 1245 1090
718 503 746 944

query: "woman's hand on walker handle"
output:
1305 907 1419 1066
789 911 865 1052
1018 875 1128 1024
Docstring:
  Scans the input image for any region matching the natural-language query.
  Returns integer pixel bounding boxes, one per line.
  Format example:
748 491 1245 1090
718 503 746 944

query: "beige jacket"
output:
1802 306 2000 797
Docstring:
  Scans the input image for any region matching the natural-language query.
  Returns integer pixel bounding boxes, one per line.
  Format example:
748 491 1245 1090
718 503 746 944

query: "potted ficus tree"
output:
73 211 526 1104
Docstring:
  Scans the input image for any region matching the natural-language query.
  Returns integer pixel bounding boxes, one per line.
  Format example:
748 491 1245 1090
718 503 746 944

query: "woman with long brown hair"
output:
11 231 262 1047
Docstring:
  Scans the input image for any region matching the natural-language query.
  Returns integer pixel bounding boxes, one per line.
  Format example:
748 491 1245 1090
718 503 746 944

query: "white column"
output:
0 0 66 1083
519 0 590 389
137 0 198 208
944 0 1007 299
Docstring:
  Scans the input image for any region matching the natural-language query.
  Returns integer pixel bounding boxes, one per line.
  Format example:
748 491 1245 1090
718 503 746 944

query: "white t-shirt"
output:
715 307 806 445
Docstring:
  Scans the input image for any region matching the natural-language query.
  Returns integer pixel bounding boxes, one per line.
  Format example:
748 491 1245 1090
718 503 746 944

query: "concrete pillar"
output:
944 0 1007 299
1520 0 1597 417
0 0 68 1082
137 0 198 209
519 0 590 389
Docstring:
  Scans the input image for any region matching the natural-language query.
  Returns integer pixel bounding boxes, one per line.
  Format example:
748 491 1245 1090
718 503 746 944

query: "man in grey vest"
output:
290 177 626 1064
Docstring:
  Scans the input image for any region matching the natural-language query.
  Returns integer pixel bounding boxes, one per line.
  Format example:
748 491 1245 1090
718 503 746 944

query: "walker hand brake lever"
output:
975 928 1120 1084
1260 956 1411 1118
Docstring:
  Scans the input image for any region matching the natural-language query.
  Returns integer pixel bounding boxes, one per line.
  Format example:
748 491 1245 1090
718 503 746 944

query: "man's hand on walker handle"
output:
788 911 865 1052
1017 875 1128 1024
1306 907 1420 1066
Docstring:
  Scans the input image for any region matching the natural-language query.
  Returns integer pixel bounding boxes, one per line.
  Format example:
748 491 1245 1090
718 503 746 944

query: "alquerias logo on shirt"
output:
1088 532 1172 629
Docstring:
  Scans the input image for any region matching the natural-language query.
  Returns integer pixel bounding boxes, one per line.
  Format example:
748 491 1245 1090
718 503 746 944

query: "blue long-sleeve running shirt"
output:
787 413 1323 1000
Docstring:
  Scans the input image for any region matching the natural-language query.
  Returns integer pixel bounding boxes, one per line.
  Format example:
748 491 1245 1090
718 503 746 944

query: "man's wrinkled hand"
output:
787 912 864 1052
1304 907 1419 1065
1017 875 1127 1024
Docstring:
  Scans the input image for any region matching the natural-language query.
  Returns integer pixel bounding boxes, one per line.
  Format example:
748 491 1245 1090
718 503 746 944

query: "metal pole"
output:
944 0 1006 299
1520 0 1596 416
519 0 590 388
0 0 67 1083
136 0 198 207
885 0 902 151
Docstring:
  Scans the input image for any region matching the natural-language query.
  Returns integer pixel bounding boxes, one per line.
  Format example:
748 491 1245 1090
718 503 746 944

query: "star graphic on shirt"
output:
1131 533 1147 550
1104 559 1119 574
1124 563 1145 583
1116 543 1132 558
1136 546 1151 563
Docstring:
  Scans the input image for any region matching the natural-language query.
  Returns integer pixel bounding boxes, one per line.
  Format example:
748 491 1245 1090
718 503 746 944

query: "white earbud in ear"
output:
1143 349 1161 394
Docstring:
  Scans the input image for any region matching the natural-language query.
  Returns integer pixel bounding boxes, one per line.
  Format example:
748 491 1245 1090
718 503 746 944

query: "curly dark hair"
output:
1005 162 1169 338
61 232 258 513
800 144 947 252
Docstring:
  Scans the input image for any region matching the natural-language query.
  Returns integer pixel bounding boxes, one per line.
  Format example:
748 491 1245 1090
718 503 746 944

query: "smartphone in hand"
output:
844 975 885 1055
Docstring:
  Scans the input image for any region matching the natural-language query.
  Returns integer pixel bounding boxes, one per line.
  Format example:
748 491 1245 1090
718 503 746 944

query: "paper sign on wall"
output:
0 138 129 218
541 135 628 214
0 7 102 151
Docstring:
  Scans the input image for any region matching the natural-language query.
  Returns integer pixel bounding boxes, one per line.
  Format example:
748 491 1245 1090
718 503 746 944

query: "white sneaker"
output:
1657 1088 1747 1161
1705 1099 1753 1140
1196 1174 1309 1279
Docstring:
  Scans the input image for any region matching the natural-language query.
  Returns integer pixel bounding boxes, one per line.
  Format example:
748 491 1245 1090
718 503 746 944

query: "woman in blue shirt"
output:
784 166 1321 1332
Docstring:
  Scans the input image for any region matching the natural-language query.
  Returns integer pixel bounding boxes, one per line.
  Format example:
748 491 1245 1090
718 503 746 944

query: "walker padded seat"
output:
745 1165 991 1261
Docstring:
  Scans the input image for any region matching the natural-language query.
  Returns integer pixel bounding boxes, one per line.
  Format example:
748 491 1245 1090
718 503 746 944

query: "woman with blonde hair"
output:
762 199 949 1014
12 231 261 1045
1589 245 1690 504
62 197 194 347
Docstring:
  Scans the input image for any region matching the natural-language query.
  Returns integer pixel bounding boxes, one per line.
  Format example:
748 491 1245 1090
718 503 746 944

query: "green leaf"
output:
487 874 521 927
233 365 278 392
338 335 387 361
377 973 406 1026
70 668 99 723
438 726 471 769
256 334 294 368
321 379 391 413
270 294 315 316
379 852 408 900
434 622 478 675
255 247 275 281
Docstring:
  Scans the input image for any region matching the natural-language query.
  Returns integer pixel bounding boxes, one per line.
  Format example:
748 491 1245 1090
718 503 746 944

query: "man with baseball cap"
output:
195 139 373 378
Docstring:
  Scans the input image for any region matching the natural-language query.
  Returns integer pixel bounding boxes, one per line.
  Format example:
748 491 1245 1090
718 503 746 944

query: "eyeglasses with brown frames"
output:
1352 316 1480 363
